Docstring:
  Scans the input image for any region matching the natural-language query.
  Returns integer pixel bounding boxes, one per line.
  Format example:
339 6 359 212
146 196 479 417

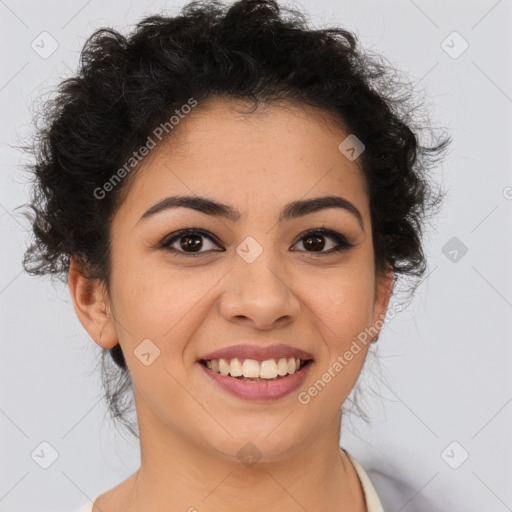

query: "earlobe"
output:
68 257 118 349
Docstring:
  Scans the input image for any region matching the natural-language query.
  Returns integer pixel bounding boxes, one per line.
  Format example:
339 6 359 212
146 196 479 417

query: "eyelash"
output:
159 227 354 258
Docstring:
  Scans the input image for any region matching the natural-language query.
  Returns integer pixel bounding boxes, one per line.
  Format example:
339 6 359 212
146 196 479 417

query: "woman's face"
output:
73 97 393 462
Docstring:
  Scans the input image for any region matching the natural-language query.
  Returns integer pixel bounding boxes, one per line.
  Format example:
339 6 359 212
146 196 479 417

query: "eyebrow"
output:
136 194 364 231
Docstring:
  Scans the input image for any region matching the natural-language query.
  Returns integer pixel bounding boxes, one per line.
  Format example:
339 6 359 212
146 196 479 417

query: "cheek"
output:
110 258 218 361
301 271 375 409
304 264 375 348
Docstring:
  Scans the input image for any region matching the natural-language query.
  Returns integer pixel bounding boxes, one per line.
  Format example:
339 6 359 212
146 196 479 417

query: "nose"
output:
219 254 300 330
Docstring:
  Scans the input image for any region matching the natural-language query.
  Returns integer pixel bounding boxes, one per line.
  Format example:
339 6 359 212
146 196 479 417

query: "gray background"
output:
1 0 511 511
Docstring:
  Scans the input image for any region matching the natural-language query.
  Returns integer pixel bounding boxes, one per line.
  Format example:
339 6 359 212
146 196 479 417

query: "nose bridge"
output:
236 236 289 295
220 236 299 327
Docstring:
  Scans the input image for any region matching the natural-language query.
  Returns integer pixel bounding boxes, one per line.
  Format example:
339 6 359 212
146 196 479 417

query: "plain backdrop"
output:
1 0 511 511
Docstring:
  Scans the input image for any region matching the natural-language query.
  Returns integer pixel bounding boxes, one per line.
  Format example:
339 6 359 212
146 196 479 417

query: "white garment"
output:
72 500 96 512
72 450 384 512
344 450 385 512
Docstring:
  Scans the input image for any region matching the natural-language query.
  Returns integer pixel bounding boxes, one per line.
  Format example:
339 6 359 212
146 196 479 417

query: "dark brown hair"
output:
19 0 451 438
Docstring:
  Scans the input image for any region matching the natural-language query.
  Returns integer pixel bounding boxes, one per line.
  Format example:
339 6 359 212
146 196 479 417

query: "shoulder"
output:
343 449 385 512
83 472 138 512
71 501 95 512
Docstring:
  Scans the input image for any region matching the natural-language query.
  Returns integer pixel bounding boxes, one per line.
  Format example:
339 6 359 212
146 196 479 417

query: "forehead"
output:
115 98 369 224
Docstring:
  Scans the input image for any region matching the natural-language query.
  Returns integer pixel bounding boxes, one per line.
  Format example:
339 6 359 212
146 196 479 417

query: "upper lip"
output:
198 343 314 362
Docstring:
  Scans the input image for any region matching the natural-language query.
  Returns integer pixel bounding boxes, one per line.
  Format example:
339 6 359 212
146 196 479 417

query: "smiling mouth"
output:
199 357 314 382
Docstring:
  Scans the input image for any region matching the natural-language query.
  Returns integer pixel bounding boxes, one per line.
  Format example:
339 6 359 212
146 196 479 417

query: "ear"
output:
371 267 395 341
68 257 118 349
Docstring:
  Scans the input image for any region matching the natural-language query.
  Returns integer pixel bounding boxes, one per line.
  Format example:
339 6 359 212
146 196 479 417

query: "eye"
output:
160 227 354 258
291 228 354 255
160 228 223 257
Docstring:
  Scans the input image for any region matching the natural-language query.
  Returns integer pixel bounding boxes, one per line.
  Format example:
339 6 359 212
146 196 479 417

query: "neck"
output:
118 403 366 512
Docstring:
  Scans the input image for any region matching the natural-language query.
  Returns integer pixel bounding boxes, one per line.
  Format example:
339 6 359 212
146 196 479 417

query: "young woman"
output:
22 1 450 510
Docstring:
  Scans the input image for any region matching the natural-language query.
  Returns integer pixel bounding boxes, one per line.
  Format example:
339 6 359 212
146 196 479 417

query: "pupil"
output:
181 235 202 252
304 235 324 251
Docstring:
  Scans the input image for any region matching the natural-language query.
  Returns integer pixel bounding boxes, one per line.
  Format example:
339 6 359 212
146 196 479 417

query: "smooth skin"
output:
69 97 394 512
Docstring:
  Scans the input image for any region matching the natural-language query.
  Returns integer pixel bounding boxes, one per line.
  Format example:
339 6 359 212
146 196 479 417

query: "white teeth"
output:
277 357 288 376
260 359 278 379
219 358 230 376
204 357 308 379
242 359 261 378
229 358 243 377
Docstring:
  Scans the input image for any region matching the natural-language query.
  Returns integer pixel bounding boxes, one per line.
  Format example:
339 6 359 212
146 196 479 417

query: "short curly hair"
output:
19 0 450 438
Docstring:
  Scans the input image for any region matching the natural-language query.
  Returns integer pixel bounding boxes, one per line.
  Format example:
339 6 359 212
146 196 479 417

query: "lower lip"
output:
199 361 313 400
